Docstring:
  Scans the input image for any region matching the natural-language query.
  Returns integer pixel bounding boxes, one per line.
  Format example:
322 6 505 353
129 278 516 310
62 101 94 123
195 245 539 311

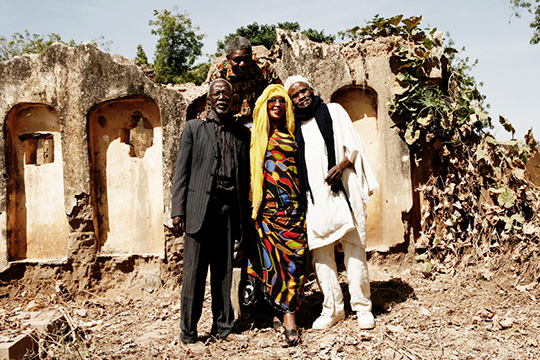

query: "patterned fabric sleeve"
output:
259 59 282 85
205 57 282 118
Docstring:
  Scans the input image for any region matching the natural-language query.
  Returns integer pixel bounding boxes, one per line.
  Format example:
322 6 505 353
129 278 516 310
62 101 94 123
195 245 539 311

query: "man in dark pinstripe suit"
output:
171 79 251 350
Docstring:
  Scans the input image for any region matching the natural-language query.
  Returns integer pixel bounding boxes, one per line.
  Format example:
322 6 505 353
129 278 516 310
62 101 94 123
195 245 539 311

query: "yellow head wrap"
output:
250 84 296 219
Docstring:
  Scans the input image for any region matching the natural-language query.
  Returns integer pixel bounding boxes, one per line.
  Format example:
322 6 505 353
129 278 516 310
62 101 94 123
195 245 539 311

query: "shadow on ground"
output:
233 275 415 333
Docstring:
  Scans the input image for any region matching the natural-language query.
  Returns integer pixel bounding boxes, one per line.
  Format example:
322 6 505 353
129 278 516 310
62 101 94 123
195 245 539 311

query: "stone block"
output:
0 332 36 360
23 312 66 334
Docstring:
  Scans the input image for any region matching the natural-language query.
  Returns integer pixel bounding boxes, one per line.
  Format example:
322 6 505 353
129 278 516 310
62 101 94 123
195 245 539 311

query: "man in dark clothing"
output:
171 78 251 351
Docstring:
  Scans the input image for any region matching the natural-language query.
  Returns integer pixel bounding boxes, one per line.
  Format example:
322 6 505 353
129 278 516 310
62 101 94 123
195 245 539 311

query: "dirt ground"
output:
1 256 539 360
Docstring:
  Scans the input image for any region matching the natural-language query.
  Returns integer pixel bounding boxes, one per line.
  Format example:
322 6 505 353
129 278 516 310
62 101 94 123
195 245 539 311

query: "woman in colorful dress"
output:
249 84 307 346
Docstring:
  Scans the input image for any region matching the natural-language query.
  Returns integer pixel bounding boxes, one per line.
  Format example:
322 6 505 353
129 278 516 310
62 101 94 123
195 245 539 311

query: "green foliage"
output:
415 254 433 274
216 21 334 56
339 14 422 40
0 30 75 61
150 6 206 84
489 186 516 209
135 44 149 65
345 15 540 273
510 0 540 44
181 61 211 85
365 15 492 154
301 28 336 44
90 35 113 53
216 22 298 56
0 31 113 61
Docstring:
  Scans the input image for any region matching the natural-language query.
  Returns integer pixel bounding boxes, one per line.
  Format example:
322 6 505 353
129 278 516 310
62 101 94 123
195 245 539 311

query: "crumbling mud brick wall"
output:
0 31 457 292
272 29 432 252
0 43 187 291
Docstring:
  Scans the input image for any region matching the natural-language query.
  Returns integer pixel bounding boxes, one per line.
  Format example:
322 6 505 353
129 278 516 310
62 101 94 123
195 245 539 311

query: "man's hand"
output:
325 157 352 186
172 216 185 236
197 110 209 120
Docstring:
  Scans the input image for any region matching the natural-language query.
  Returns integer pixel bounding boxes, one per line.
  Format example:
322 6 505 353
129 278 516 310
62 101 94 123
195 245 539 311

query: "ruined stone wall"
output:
0 32 451 291
0 43 186 288
272 30 417 252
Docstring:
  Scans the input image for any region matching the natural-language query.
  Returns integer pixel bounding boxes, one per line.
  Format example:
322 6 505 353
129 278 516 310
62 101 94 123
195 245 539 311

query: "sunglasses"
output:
268 97 286 104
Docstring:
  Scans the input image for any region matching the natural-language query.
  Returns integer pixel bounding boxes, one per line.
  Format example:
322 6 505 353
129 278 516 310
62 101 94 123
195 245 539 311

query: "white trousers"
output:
311 239 371 317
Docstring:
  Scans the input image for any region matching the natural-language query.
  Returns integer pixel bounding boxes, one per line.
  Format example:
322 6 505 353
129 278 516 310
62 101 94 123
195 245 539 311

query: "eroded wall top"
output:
0 42 186 217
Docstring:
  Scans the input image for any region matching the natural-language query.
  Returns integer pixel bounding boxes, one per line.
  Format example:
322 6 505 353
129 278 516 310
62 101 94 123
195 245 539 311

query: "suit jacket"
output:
171 113 251 242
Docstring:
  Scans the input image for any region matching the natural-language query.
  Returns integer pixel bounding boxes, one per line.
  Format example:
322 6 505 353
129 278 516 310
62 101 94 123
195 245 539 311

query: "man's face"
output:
288 82 313 111
227 49 252 77
209 80 233 116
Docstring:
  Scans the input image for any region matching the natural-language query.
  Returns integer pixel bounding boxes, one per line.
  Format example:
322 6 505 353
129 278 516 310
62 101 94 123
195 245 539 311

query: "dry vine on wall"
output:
345 15 540 278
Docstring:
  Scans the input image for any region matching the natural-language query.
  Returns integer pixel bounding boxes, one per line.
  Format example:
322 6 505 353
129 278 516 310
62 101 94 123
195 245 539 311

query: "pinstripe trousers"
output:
180 197 235 344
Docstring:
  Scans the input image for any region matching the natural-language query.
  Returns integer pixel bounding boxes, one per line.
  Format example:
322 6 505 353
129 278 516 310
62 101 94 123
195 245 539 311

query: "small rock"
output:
419 306 431 317
358 332 374 341
75 308 88 317
491 315 514 330
386 324 405 334
516 283 536 292
499 317 514 329
0 335 10 342
25 300 43 311
317 333 336 348
491 316 503 330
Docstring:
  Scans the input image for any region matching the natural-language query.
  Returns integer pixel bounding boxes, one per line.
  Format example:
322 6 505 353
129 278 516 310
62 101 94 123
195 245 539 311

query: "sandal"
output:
283 329 300 347
272 320 285 333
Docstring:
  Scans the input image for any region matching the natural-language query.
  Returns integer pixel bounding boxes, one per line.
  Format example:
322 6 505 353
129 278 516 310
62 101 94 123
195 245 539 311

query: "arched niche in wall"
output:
88 96 164 255
330 86 384 250
4 103 70 260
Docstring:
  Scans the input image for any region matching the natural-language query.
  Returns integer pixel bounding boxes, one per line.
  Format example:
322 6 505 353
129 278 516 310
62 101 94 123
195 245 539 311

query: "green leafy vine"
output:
344 15 540 276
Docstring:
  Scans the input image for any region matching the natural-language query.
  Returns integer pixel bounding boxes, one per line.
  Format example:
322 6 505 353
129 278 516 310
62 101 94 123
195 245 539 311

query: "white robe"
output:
301 103 378 250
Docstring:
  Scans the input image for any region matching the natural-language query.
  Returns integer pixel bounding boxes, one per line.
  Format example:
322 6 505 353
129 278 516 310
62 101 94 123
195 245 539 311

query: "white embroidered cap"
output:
284 75 312 92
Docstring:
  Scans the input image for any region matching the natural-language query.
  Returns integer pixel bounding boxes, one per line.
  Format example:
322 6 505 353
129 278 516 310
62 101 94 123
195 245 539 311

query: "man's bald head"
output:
209 78 232 94
208 79 233 117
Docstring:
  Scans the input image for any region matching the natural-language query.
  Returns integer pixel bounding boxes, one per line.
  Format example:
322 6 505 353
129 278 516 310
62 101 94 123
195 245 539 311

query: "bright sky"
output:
1 0 538 141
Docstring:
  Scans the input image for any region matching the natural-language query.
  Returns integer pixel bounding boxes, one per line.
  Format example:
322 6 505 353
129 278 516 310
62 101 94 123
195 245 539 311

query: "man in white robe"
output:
285 75 379 330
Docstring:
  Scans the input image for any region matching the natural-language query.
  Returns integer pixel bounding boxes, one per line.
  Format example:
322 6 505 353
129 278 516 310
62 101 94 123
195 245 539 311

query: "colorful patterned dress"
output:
254 129 306 313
